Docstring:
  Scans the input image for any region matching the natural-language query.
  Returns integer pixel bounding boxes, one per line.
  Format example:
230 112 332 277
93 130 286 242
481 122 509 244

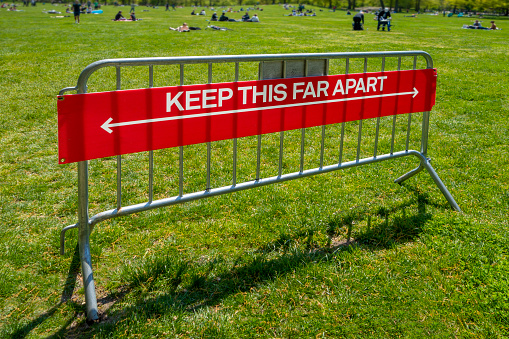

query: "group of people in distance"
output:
190 8 206 15
112 10 138 20
352 8 392 31
210 10 259 22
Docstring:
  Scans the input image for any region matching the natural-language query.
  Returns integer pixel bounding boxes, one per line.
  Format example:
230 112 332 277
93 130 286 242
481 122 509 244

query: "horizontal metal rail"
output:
59 51 433 95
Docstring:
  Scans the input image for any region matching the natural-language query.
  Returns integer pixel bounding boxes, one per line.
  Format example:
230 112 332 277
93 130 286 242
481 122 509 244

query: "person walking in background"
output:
130 2 135 13
73 0 81 23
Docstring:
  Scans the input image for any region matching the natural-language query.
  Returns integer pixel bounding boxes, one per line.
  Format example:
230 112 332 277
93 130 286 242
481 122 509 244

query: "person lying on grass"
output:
169 22 190 32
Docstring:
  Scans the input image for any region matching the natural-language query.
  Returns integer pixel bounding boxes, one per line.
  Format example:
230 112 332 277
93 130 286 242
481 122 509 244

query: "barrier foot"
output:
394 163 424 184
421 160 462 212
79 221 100 323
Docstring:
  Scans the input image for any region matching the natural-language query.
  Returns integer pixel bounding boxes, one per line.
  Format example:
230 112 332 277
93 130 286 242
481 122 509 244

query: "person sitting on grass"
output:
463 20 491 30
489 21 498 30
241 12 250 21
130 11 137 20
169 22 190 32
211 12 218 21
218 12 228 21
250 13 259 22
114 10 125 20
199 9 205 15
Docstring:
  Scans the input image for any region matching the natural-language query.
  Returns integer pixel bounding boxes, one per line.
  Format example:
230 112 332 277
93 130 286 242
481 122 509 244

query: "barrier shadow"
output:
9 245 82 339
12 186 438 338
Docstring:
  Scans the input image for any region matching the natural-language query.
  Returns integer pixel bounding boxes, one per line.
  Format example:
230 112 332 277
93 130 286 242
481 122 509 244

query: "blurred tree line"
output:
92 0 509 15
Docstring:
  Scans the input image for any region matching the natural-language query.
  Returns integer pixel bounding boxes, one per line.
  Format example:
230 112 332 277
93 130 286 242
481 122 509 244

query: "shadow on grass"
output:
13 186 442 337
9 245 82 339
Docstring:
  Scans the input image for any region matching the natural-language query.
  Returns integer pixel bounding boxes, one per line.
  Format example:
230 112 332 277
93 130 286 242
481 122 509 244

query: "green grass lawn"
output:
1 4 509 337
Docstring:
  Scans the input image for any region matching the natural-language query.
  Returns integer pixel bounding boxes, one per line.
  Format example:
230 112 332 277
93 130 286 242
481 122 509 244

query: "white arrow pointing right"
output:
100 87 420 134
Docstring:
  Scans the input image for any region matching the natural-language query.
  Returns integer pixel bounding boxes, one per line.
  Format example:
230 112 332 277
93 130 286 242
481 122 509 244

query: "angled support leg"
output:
394 163 424 184
421 159 462 212
394 152 461 212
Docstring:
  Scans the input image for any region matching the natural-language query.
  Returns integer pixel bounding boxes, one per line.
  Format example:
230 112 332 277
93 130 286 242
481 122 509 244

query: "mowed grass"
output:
1 4 509 337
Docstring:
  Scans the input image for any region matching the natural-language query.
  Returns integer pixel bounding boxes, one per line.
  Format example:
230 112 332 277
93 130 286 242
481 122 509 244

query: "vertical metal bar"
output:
232 62 239 186
320 125 325 169
179 64 184 87
116 161 122 210
421 111 430 156
277 131 284 177
206 143 211 191
115 66 122 210
148 65 154 203
389 57 402 155
116 66 121 91
374 58 384 158
300 128 305 173
300 60 308 173
406 56 417 151
339 123 345 165
390 116 397 155
406 115 412 151
339 58 349 164
278 60 287 177
356 58 368 162
319 59 329 169
206 63 212 191
257 61 265 180
148 64 154 87
256 135 262 180
179 64 184 197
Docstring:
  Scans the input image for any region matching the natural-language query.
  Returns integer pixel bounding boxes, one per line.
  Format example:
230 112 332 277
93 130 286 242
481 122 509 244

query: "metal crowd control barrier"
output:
58 51 461 322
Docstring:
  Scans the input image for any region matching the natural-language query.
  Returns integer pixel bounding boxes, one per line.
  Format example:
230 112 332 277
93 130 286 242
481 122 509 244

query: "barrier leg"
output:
77 161 99 322
421 160 462 212
395 155 461 212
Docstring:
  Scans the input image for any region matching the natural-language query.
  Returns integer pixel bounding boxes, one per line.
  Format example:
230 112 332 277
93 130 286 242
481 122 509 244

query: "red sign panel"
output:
58 69 437 164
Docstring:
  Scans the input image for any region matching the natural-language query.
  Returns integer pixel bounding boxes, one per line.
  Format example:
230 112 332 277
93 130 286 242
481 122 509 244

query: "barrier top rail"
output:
59 51 433 95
